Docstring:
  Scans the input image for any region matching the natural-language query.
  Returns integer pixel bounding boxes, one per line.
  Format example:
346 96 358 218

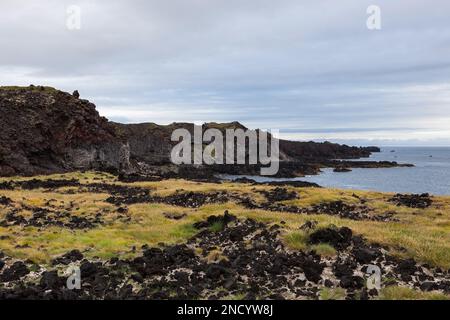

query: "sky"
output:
1 0 450 146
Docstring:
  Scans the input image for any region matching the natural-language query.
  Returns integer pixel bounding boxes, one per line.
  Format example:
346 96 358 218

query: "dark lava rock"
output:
52 250 84 265
0 181 14 190
163 212 187 220
131 273 144 283
353 247 380 264
1 206 101 230
0 196 12 206
368 288 379 296
232 177 256 184
333 167 352 173
324 279 333 287
103 183 230 208
359 288 369 300
340 275 365 289
40 271 64 290
0 86 127 176
80 261 100 278
389 193 432 209
164 244 196 265
258 187 297 202
302 257 324 283
310 201 372 220
1 216 448 300
395 258 417 278
68 216 98 229
205 264 232 280
0 261 30 282
118 173 163 183
0 260 4 270
154 191 230 208
19 179 80 190
241 196 393 222
193 211 237 229
420 281 438 292
333 260 356 278
117 207 128 214
72 90 80 98
308 227 353 250
105 187 152 205
300 220 318 231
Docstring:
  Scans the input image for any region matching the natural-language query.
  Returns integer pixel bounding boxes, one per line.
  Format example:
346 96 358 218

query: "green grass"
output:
380 286 450 300
1 171 450 270
284 230 337 257
209 221 225 232
310 243 337 257
0 85 58 93
319 288 346 300
221 293 247 300
283 231 308 251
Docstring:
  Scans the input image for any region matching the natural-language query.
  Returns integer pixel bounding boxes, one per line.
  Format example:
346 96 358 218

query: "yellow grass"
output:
0 171 449 272
380 286 450 300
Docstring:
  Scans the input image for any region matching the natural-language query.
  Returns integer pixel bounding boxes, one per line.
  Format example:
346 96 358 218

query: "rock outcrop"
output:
0 86 129 176
0 86 384 177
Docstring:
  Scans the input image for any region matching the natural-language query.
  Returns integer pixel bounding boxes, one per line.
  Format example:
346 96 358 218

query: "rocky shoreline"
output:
0 84 440 301
0 86 411 178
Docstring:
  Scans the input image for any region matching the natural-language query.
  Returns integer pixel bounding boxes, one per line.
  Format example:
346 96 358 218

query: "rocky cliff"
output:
0 86 130 176
0 86 380 177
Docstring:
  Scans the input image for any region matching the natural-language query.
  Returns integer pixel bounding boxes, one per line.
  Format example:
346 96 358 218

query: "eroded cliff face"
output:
0 86 129 176
112 121 289 165
0 86 379 177
113 122 188 165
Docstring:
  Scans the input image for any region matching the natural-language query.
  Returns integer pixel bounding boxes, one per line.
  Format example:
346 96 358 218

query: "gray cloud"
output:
1 0 450 145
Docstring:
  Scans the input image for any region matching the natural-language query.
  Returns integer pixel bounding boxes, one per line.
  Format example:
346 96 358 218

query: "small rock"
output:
300 220 318 231
340 275 365 289
395 258 417 277
420 281 437 291
353 247 379 264
309 226 353 250
0 261 30 282
40 271 64 289
72 90 80 98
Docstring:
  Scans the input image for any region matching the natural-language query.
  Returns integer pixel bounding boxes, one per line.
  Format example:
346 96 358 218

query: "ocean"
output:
224 147 450 195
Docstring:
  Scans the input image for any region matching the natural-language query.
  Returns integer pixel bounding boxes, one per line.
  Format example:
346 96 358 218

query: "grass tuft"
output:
310 243 337 257
319 288 346 300
379 286 450 300
209 221 225 233
283 231 308 251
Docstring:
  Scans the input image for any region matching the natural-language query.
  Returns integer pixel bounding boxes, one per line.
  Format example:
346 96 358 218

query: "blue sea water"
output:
224 147 450 195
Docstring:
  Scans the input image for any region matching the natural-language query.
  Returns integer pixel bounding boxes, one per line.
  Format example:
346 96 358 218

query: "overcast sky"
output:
1 0 450 146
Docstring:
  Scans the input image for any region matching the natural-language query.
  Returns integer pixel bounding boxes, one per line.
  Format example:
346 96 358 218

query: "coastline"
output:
218 147 450 196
